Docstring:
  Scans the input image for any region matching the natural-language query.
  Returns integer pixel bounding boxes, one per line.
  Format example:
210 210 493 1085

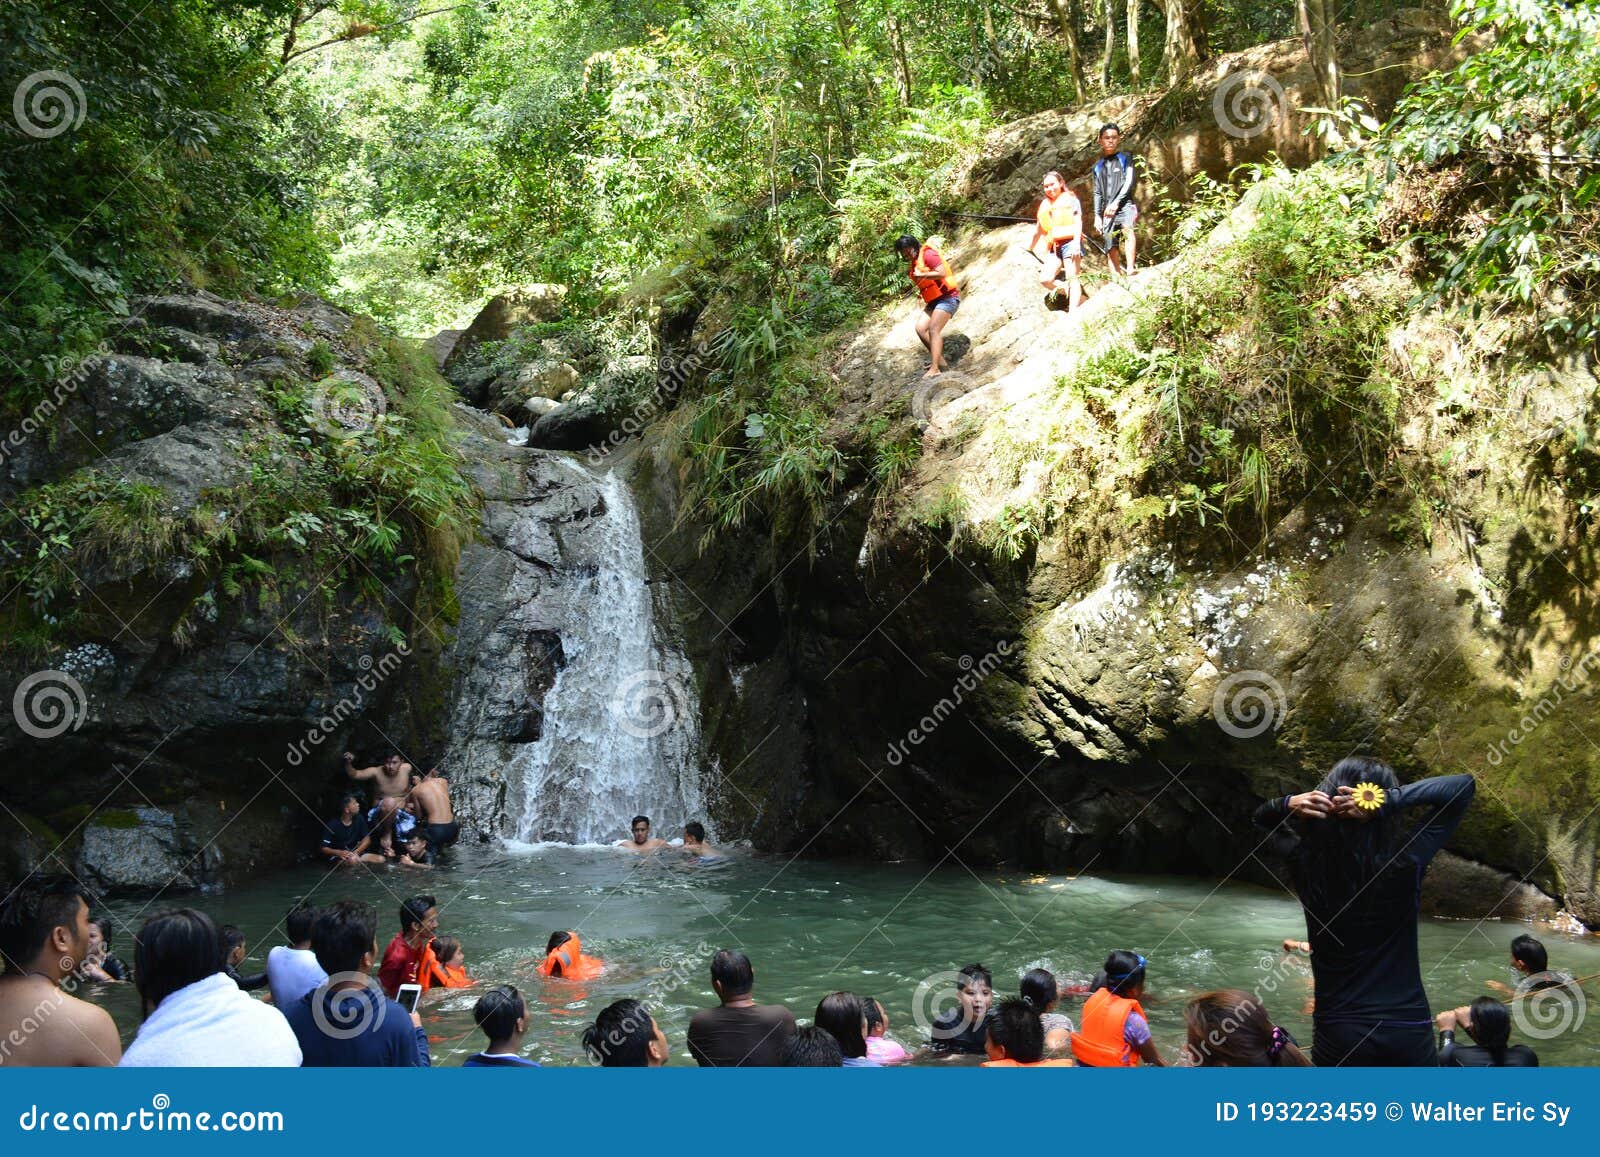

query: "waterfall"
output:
508 464 702 844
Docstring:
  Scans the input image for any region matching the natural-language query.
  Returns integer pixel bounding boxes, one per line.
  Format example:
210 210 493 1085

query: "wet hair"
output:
1288 757 1409 913
399 895 435 933
220 924 247 953
0 876 87 972
311 900 377 976
1467 996 1512 1064
1099 122 1121 137
339 792 363 810
134 909 226 1015
684 821 706 842
284 902 318 945
630 815 650 829
1511 934 1547 973
583 998 656 1067
1099 950 1145 997
784 1024 844 1066
473 984 525 1042
1184 989 1310 1067
814 991 868 1059
432 935 462 965
1020 967 1059 1012
988 996 1046 1063
862 996 886 1035
545 930 573 955
958 962 993 990
710 948 754 997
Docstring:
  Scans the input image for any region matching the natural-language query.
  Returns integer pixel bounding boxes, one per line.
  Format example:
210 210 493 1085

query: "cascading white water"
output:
509 465 702 844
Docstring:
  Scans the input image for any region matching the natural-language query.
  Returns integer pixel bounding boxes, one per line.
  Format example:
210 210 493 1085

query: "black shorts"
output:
1313 1018 1437 1067
421 821 460 852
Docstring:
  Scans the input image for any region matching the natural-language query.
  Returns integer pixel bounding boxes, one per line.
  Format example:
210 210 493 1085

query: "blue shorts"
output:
926 293 960 316
1049 238 1081 260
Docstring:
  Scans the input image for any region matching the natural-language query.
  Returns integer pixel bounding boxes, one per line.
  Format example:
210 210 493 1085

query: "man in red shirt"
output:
378 894 438 997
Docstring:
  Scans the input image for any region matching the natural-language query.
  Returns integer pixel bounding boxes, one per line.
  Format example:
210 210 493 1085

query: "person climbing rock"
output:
895 234 960 377
1092 123 1139 276
1029 171 1082 311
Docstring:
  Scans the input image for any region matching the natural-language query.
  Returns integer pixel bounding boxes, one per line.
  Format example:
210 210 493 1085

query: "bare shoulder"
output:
64 992 123 1063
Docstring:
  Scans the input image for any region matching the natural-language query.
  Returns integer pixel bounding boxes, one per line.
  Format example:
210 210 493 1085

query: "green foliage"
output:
0 336 473 644
1383 0 1600 344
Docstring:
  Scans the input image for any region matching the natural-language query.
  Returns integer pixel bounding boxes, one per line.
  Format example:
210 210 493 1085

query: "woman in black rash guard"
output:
1252 757 1475 1066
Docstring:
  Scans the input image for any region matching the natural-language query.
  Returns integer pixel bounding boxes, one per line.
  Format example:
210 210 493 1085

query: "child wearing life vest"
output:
537 931 604 980
1030 170 1084 312
894 234 961 378
1070 950 1167 1066
418 935 473 992
982 997 1073 1067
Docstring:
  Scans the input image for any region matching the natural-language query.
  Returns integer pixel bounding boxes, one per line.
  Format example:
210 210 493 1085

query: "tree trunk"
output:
1100 0 1116 88
888 14 913 104
1297 0 1341 109
1126 0 1141 86
1048 0 1089 100
1160 0 1200 83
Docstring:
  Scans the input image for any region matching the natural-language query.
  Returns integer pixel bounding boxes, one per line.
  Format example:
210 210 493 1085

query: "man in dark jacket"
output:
1091 123 1139 276
284 900 430 1067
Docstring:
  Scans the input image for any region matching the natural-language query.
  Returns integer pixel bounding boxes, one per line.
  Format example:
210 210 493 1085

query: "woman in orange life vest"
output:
537 931 604 981
1070 950 1167 1067
1029 170 1084 312
417 935 473 993
982 997 1074 1067
894 234 961 379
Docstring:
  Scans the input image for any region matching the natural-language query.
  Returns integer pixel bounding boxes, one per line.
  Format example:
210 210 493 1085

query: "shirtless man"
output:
0 877 123 1066
411 767 458 860
681 822 724 863
617 815 669 853
344 752 412 849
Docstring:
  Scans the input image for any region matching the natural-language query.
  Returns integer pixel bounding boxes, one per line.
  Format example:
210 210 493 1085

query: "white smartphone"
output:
396 983 422 1014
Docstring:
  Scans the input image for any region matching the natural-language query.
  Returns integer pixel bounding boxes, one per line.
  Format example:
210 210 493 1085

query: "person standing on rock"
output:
1253 758 1475 1066
895 234 961 378
1030 170 1083 311
1092 124 1139 276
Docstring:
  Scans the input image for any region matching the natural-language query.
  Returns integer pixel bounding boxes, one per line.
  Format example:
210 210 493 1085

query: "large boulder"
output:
443 285 569 374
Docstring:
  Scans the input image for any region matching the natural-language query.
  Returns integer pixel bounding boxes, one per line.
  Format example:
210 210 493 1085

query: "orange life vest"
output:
909 246 960 303
537 933 604 981
1070 989 1145 1067
418 945 472 993
981 1057 1075 1067
1037 190 1082 244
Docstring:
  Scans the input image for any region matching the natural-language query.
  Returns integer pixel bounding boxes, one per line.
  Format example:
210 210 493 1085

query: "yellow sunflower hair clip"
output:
1352 782 1387 811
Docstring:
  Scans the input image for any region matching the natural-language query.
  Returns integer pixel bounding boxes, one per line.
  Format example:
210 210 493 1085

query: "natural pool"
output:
89 843 1600 1066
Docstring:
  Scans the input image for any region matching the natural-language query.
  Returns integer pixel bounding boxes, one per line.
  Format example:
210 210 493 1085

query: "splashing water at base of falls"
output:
509 465 702 844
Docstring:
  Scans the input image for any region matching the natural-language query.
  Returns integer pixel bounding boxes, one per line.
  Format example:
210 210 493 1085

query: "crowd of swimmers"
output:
319 753 459 868
0 757 1589 1066
896 122 1140 376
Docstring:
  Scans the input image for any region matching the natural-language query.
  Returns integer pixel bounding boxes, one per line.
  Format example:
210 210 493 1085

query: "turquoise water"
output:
88 844 1600 1066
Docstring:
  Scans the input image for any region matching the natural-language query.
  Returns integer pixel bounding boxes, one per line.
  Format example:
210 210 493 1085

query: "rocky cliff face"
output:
632 179 1599 927
0 293 467 893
